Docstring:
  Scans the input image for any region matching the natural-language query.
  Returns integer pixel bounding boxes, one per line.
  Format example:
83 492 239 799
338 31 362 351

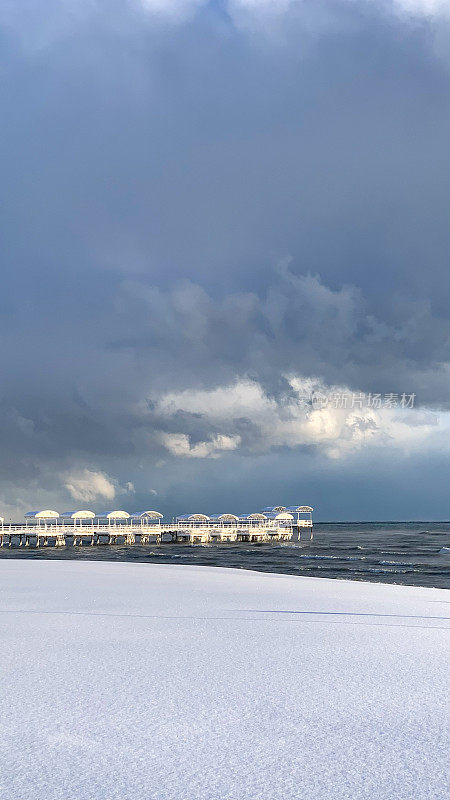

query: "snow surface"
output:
0 560 448 800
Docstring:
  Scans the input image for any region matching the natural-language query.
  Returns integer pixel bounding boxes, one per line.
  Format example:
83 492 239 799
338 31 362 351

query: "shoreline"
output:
0 552 449 592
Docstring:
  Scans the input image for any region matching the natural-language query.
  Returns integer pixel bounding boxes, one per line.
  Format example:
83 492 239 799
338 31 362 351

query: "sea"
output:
1 522 449 589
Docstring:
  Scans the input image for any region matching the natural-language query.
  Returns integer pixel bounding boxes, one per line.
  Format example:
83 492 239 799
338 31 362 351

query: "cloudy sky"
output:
1 0 449 520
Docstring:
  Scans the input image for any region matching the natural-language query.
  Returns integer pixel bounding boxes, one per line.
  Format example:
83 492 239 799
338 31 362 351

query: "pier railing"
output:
0 518 313 546
0 519 312 533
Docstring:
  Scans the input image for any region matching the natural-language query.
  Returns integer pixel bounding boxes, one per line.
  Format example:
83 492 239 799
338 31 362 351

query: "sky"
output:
0 0 449 521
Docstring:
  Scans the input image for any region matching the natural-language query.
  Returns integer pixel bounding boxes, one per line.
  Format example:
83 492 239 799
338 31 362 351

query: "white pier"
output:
0 506 313 547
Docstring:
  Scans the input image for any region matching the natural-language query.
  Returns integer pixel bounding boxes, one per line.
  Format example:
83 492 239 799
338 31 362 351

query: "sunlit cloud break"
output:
153 376 448 461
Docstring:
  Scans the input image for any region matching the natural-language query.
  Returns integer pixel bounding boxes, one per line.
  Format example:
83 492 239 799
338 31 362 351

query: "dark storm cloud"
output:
0 0 449 516
113 267 450 404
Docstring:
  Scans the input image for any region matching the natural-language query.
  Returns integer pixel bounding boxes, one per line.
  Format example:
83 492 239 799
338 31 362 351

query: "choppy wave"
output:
2 521 449 589
299 565 420 575
298 554 366 562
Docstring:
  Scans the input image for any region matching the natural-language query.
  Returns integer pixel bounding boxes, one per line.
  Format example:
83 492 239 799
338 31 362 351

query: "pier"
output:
0 505 313 548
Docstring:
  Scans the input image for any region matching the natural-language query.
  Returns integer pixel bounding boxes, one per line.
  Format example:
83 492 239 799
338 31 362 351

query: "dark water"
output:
1 522 449 589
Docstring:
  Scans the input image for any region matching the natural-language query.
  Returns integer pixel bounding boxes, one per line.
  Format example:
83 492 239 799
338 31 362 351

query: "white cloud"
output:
160 432 241 458
155 375 450 461
64 469 116 503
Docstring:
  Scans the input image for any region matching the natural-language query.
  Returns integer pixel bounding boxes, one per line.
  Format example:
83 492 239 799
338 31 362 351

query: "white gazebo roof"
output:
106 510 130 520
25 510 59 519
61 510 96 519
265 512 294 521
131 511 163 519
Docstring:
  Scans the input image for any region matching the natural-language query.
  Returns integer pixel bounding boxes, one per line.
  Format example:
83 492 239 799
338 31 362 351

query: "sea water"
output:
1 522 449 589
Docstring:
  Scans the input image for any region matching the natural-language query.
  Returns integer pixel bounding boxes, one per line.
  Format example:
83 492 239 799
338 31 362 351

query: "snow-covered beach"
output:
1 561 448 800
